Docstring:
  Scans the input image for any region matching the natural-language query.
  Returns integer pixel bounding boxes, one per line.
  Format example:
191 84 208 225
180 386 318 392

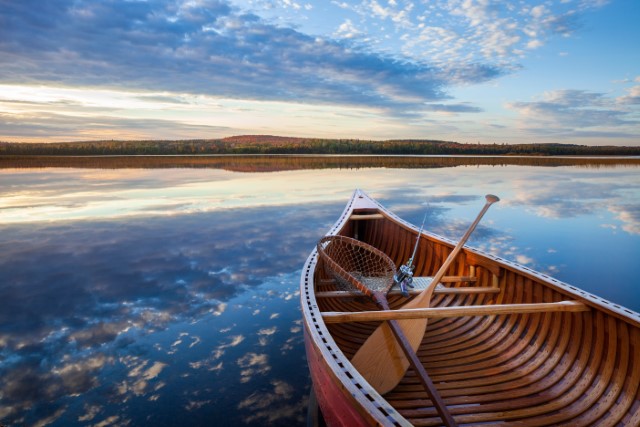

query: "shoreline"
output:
2 153 639 172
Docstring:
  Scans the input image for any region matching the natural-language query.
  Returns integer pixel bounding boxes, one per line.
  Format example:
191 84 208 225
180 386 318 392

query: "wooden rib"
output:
524 314 619 424
444 311 600 424
379 220 398 263
384 288 584 410
417 276 514 355
560 319 629 426
390 310 585 413
404 268 509 374
414 238 432 280
421 302 497 349
425 280 500 337
426 307 557 380
361 212 379 245
614 326 640 426
321 301 589 323
458 296 608 420
391 311 594 426
400 227 415 266
422 286 557 374
389 220 404 262
398 313 574 409
460 312 613 424
430 276 532 358
384 316 457 427
421 309 498 357
420 301 550 382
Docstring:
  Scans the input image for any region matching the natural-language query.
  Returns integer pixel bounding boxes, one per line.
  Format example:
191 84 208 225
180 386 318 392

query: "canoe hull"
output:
303 325 370 427
300 189 640 426
301 245 410 426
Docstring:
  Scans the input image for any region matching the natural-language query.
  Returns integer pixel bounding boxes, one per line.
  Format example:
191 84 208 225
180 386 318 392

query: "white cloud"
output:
117 358 167 399
91 415 121 427
530 5 548 19
507 89 640 138
237 352 271 383
610 204 640 235
258 326 277 336
142 362 167 381
78 404 102 422
224 335 245 348
335 19 361 39
527 39 543 49
618 85 640 105
516 254 534 265
237 380 305 424
33 408 67 427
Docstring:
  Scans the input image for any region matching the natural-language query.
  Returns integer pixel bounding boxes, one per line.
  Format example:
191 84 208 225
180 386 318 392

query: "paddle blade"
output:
350 318 428 394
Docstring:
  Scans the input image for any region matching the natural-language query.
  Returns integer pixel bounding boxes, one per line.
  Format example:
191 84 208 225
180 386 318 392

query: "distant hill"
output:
1 135 639 156
221 135 310 145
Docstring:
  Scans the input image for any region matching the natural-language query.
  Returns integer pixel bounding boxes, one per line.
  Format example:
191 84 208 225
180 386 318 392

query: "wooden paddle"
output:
350 195 500 395
317 235 457 426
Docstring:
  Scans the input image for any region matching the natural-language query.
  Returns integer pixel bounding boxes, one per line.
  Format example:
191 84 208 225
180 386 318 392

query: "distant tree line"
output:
2 154 639 172
1 136 639 156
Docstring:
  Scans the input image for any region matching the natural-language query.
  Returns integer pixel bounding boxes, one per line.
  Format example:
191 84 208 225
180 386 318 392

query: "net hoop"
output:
316 235 396 297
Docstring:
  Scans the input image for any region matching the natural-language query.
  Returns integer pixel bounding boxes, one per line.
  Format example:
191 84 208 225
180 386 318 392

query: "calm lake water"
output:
1 156 639 426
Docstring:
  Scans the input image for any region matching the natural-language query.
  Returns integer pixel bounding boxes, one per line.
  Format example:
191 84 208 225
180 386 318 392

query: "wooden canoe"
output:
300 189 640 426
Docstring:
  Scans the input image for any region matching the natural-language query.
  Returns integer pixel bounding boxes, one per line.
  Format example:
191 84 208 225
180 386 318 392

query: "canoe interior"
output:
306 193 640 426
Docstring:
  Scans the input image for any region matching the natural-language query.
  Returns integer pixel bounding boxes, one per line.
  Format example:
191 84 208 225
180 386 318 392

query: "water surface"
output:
1 156 639 426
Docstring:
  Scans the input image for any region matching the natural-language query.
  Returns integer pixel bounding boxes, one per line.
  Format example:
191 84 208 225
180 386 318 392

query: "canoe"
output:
300 189 640 426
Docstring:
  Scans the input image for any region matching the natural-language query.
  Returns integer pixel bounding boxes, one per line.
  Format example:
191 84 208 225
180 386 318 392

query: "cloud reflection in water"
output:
0 205 334 426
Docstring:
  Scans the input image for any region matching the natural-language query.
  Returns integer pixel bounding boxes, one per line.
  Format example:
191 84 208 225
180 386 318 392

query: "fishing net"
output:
317 235 396 296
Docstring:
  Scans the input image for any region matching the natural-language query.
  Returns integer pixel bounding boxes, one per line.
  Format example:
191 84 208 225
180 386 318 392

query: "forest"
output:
2 154 639 172
1 135 640 156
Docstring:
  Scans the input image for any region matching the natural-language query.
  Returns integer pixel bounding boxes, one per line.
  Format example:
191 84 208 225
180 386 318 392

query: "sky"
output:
0 0 639 145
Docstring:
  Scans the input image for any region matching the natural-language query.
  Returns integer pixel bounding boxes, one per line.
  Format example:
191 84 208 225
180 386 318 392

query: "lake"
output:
1 155 639 426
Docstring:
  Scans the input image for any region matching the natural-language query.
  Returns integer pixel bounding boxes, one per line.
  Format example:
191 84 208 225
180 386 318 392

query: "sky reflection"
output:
0 160 639 426
0 207 332 426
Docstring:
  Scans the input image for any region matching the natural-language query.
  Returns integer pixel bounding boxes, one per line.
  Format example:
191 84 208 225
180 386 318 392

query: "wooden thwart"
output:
350 213 385 220
320 275 477 285
322 300 589 323
316 286 500 298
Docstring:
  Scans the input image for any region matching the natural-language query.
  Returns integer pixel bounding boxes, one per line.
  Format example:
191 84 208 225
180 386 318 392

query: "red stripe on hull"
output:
304 326 371 427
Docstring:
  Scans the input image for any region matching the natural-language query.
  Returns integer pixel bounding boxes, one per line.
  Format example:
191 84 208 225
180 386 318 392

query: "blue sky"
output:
0 0 638 145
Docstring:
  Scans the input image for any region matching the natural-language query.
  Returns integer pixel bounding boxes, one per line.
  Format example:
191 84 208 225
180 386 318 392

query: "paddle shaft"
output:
415 194 500 305
375 294 457 427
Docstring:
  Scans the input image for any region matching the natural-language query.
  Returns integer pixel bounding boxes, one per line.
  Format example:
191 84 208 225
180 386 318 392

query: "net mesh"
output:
316 235 396 296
